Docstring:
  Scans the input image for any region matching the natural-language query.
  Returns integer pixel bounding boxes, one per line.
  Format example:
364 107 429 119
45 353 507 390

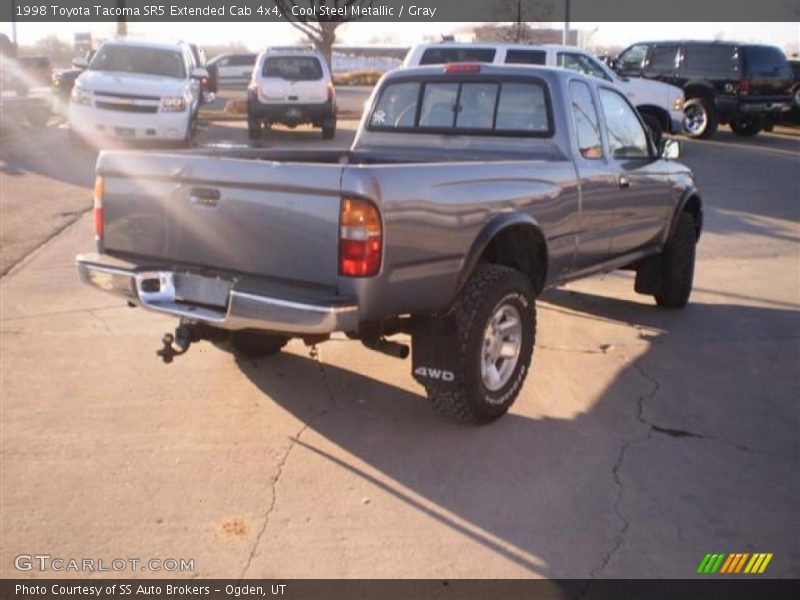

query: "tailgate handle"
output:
190 187 221 207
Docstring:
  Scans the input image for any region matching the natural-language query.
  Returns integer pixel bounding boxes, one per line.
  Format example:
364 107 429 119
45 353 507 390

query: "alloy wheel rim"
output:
480 302 523 392
684 105 707 135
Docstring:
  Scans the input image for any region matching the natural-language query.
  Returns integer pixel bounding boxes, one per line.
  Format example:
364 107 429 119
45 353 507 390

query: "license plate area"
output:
135 271 232 308
286 107 302 118
115 126 135 138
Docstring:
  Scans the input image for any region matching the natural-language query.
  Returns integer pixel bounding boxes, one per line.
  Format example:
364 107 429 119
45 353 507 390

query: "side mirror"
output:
191 67 209 80
659 138 680 160
72 58 88 69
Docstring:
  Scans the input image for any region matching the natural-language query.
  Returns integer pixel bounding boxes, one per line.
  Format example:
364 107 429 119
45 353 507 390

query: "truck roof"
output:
384 62 582 84
99 38 187 52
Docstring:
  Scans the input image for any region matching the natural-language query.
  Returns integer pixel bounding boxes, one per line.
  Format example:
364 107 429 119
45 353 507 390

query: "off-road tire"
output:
654 212 696 308
231 331 289 358
641 112 663 147
729 116 762 137
322 118 336 140
683 97 718 139
427 263 535 424
247 118 262 140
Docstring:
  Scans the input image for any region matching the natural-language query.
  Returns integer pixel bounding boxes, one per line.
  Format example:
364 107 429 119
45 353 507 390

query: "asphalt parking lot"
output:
0 111 798 579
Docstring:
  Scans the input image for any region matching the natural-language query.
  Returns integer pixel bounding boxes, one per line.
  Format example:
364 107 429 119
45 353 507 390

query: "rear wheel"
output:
322 118 336 140
231 331 289 358
247 118 262 140
729 116 762 137
425 263 535 424
683 97 718 139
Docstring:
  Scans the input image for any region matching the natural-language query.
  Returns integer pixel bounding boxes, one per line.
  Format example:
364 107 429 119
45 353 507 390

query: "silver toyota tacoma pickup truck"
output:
77 64 702 423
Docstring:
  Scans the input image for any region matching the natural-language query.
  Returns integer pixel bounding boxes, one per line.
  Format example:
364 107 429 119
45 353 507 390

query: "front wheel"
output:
641 113 663 147
321 118 336 140
729 116 762 137
683 97 718 139
654 212 697 308
426 263 535 424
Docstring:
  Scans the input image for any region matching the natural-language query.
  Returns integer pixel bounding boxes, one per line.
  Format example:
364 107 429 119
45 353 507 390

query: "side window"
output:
568 81 602 159
558 52 610 81
646 45 679 73
598 88 650 159
419 48 496 65
683 44 739 77
217 57 230 67
619 44 648 72
505 49 546 65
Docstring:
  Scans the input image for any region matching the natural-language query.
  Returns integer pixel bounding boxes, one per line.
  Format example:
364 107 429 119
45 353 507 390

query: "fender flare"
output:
451 212 548 305
665 187 703 244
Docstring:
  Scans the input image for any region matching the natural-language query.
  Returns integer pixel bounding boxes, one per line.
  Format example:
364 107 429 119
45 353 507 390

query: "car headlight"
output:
672 95 684 111
161 96 186 112
70 85 92 106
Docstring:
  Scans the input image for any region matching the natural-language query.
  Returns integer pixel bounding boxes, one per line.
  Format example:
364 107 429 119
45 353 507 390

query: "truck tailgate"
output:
97 152 343 287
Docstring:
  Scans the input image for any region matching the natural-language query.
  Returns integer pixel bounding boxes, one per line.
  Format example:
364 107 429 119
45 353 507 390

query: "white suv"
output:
403 43 686 143
68 39 207 146
247 46 336 140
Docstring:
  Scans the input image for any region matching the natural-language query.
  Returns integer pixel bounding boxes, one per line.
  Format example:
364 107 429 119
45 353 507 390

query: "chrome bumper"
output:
76 254 359 335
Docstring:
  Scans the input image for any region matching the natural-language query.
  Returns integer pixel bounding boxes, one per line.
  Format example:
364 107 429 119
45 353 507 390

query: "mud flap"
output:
411 315 459 391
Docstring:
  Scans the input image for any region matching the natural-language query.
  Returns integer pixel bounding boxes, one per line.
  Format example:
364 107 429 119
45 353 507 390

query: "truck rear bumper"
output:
76 253 359 335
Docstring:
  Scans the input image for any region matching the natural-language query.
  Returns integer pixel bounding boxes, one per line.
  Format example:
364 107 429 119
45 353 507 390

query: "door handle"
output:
190 187 221 207
618 175 630 189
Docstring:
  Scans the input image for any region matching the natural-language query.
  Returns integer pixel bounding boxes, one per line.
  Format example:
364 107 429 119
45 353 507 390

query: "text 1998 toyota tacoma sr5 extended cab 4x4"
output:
77 64 703 423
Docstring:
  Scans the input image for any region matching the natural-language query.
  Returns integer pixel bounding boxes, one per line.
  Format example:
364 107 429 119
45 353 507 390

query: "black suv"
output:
613 41 793 138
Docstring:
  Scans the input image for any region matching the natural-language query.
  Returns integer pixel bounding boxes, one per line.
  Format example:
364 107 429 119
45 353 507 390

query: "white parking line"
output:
681 138 800 158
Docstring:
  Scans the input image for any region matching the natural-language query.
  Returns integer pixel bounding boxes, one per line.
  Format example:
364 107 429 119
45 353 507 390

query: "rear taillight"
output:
740 78 750 95
93 175 104 242
327 81 335 102
339 197 381 277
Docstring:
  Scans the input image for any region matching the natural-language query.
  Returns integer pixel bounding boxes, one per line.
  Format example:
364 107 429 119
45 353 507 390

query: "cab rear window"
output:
419 48 497 65
262 56 323 80
368 78 552 136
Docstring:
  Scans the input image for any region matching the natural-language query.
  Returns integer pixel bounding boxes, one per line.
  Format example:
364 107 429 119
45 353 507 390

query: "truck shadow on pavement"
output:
234 291 798 578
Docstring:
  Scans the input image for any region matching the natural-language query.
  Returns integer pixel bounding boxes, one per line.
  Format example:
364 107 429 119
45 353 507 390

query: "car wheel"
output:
247 118 262 140
683 97 718 139
426 263 535 424
729 116 762 137
322 118 336 140
231 331 289 358
654 212 697 309
641 113 663 147
793 85 800 108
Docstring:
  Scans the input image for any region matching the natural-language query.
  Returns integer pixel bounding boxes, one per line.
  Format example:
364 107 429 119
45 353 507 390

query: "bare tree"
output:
116 0 127 37
272 1 374 65
489 0 555 42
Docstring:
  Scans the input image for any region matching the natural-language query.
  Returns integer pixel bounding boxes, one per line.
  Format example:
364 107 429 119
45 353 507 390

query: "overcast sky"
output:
2 21 797 53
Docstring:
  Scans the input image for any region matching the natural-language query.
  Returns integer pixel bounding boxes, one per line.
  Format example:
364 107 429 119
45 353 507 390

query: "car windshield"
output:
262 56 323 80
89 45 185 79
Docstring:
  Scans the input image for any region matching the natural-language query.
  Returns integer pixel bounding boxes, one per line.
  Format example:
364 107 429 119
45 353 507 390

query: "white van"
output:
68 39 207 146
247 46 336 140
403 43 686 142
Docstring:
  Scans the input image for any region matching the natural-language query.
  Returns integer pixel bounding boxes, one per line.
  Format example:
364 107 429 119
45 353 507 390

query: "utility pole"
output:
11 0 18 48
563 0 571 45
116 0 127 37
515 0 522 43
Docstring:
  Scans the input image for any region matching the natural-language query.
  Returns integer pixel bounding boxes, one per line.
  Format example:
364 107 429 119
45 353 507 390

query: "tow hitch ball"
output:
156 324 195 363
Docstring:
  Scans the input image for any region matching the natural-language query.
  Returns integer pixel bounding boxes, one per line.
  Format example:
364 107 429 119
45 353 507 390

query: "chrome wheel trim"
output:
684 104 708 135
480 302 523 392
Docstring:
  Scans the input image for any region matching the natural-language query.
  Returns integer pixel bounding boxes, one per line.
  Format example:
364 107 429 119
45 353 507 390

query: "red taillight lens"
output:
327 81 335 102
740 79 750 95
93 176 104 241
339 197 381 277
443 63 481 74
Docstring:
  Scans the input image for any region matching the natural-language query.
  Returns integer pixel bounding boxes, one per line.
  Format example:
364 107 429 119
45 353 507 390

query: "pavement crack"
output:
239 345 336 580
88 309 112 334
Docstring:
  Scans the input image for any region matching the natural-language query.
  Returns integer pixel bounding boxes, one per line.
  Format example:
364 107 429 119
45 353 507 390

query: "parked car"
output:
187 42 217 97
51 51 94 108
247 46 336 140
207 52 257 87
68 39 208 146
77 64 702 423
402 42 685 145
612 41 794 138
